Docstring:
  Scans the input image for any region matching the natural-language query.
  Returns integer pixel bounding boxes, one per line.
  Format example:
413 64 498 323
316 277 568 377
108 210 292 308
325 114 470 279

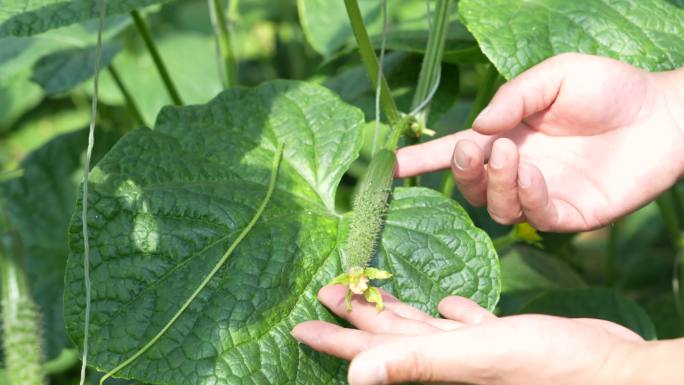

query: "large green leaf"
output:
459 0 684 79
497 246 586 315
0 68 42 131
0 128 119 359
0 0 171 37
0 107 91 172
297 0 382 57
63 80 499 384
31 42 122 95
641 292 681 339
501 247 586 294
521 288 657 340
0 15 131 129
378 187 500 313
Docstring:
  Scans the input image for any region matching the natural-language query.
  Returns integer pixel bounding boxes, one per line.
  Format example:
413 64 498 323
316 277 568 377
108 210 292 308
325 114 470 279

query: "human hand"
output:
396 53 684 231
292 285 643 385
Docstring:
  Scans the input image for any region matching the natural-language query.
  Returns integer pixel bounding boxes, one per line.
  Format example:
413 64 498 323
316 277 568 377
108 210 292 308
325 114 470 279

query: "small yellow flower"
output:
329 266 393 311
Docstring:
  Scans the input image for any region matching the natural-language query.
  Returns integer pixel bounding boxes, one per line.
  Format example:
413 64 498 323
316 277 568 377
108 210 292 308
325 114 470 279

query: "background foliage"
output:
0 0 683 384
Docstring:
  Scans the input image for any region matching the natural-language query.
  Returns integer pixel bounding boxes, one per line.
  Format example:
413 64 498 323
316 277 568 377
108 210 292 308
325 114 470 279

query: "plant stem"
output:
464 64 500 127
107 65 145 126
405 0 453 190
678 247 684 335
0 169 24 182
411 0 452 115
672 185 684 220
492 231 517 252
441 64 500 197
606 221 620 287
657 192 680 246
656 190 684 332
130 10 183 105
343 0 401 128
44 349 79 375
209 0 238 87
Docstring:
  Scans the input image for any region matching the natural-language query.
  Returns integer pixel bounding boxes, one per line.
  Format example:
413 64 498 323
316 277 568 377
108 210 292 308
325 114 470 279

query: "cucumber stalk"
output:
331 150 397 311
345 150 395 268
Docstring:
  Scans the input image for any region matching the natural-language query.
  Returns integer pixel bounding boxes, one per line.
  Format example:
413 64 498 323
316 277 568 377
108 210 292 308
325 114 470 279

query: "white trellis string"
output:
79 0 107 384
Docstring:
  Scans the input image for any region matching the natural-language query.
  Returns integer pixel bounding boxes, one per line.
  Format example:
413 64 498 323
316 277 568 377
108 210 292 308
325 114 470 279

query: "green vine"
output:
411 0 453 120
107 64 145 126
656 190 684 333
405 0 454 187
343 0 401 127
209 0 238 87
130 10 184 106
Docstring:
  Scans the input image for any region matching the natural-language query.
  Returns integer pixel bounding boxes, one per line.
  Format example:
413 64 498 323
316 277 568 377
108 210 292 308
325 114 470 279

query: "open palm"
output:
397 53 684 231
293 285 643 385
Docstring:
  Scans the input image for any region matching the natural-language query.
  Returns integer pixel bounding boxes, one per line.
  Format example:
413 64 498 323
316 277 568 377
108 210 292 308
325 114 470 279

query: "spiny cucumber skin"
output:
2 296 46 385
345 150 396 269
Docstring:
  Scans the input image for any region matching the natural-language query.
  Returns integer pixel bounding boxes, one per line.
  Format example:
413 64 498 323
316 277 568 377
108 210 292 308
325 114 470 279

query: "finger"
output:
451 140 487 207
486 138 524 225
396 130 495 178
473 54 569 135
374 289 462 330
318 285 446 335
291 321 394 360
438 296 496 325
517 162 560 231
348 330 500 385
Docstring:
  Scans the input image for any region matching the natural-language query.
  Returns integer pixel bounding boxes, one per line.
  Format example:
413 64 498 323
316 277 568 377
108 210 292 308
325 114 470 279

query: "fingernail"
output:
454 147 471 170
518 165 532 188
489 144 506 169
473 105 492 127
290 330 303 343
350 360 387 385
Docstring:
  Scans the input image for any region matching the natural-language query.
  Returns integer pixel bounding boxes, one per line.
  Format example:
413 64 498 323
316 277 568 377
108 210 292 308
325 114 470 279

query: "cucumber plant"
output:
1 214 46 385
0 0 683 384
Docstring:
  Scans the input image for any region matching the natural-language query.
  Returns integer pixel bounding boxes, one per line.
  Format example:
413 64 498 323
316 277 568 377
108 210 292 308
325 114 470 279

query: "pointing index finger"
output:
395 130 495 178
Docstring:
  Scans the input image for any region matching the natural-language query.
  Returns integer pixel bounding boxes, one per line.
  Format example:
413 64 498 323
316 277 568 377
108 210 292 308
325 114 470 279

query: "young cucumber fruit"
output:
1 229 46 385
331 149 396 311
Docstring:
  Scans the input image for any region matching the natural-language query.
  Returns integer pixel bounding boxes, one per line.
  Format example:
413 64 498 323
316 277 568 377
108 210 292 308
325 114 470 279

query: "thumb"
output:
347 330 499 385
473 53 572 135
